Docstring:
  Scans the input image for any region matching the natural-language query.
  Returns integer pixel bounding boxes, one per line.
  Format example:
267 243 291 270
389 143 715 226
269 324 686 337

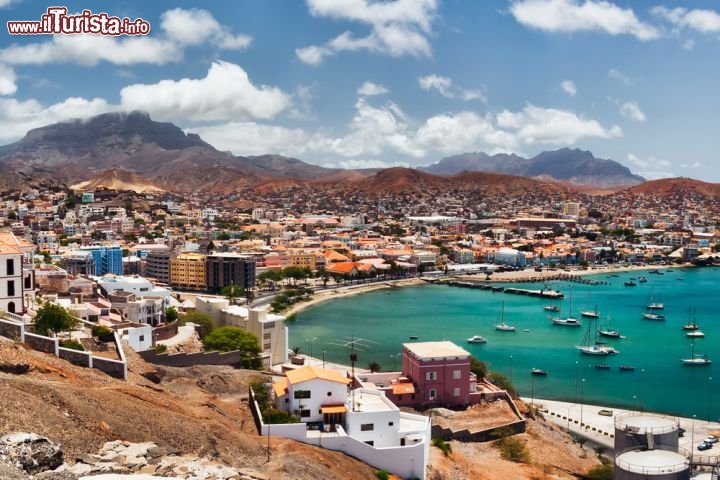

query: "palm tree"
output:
367 361 382 373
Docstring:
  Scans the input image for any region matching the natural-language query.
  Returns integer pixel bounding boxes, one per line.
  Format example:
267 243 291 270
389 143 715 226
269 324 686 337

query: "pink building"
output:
390 341 476 409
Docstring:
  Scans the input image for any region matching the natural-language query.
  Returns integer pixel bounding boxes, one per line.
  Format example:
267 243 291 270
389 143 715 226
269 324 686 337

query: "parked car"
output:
704 435 718 444
598 409 614 417
697 442 712 451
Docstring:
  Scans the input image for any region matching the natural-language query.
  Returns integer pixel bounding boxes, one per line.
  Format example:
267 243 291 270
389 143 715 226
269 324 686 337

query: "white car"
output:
703 435 718 444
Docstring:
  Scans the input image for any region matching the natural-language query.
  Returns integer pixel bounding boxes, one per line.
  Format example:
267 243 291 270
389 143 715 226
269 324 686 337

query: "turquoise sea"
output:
290 267 720 419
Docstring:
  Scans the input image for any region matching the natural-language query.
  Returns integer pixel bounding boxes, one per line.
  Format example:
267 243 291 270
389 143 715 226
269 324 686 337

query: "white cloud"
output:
160 8 251 49
296 0 438 64
418 74 453 97
189 122 309 156
418 74 487 102
287 85 316 120
0 0 14 6
626 153 673 179
415 111 517 154
608 68 634 85
619 101 646 122
357 81 389 96
0 8 249 67
560 80 577 96
120 61 290 122
496 103 622 145
653 6 720 33
0 64 17 95
510 0 660 40
0 96 113 143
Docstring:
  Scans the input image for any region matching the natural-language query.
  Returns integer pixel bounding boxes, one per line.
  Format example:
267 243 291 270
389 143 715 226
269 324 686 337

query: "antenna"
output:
326 336 378 412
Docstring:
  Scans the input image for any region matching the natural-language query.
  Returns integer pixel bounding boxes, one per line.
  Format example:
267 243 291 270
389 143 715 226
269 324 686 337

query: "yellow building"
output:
170 252 207 290
288 249 317 270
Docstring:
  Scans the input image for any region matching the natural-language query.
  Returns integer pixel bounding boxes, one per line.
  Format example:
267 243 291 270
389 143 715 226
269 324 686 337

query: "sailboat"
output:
576 316 619 355
580 293 599 319
495 302 516 331
681 336 711 366
646 289 664 310
681 307 700 331
549 291 581 327
598 315 626 339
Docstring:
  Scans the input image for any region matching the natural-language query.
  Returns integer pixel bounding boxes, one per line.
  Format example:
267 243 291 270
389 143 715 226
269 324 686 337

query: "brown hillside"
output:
70 168 164 194
624 177 720 197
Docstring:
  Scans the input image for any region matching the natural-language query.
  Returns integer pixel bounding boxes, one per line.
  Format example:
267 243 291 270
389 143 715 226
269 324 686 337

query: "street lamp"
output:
640 369 645 413
509 355 513 384
691 414 696 460
322 349 326 368
632 395 637 413
580 378 586 427
708 376 713 422
530 371 535 414
574 361 579 404
306 337 317 361
390 353 400 371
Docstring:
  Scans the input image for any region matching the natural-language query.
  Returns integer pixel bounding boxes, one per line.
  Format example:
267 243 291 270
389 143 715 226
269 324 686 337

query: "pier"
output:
446 281 565 298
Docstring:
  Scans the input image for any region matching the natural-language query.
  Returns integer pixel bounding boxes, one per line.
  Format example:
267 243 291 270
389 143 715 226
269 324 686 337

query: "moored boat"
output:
494 302 516 331
686 330 705 338
682 337 711 366
619 365 635 371
624 281 637 287
576 317 619 355
595 364 610 370
544 305 560 312
530 368 547 376
641 312 666 321
598 329 625 339
467 335 487 344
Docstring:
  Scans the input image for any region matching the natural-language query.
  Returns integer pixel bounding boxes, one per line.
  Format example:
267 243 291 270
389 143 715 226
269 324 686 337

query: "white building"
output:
0 238 24 314
269 366 430 480
94 275 174 307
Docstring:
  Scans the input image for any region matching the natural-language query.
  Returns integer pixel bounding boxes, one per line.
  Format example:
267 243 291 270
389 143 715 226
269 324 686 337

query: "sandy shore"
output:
469 263 690 283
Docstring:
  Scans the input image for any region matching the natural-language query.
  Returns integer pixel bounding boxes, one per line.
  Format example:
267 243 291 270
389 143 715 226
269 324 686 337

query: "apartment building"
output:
170 252 206 290
205 252 256 295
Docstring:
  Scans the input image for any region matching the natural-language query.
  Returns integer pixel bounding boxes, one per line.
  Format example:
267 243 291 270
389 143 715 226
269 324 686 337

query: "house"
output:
268 365 430 480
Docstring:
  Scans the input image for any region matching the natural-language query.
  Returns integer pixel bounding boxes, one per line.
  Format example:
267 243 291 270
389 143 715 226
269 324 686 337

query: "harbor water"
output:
290 266 720 419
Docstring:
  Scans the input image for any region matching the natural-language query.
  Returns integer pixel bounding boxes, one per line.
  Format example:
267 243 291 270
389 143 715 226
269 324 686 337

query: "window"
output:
139 335 145 342
6 259 13 276
327 392 332 396
300 409 311 418
453 369 461 379
360 423 374 431
425 371 437 381
429 389 437 400
7 280 14 296
263 332 272 340
294 390 311 399
454 387 461 397
388 421 394 426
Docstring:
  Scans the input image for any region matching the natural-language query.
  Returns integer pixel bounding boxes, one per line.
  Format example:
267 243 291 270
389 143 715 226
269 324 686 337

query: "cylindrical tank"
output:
614 446 691 480
615 412 680 451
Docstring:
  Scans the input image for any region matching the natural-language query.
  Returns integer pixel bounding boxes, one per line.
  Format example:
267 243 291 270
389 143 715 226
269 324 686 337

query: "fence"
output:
0 316 127 380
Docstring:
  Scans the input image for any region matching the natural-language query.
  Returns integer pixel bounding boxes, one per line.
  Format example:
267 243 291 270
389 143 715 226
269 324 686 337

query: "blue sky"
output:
1 0 720 180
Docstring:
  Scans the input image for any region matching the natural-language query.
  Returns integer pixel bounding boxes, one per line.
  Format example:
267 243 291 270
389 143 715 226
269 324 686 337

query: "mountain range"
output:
0 110 695 196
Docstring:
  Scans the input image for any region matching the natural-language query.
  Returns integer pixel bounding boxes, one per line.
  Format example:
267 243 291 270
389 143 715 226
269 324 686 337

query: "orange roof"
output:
320 404 348 414
272 378 288 397
326 262 358 274
286 365 351 386
324 250 350 262
392 383 416 395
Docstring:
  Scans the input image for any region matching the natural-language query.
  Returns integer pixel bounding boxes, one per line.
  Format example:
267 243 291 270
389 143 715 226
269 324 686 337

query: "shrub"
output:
497 436 530 463
60 339 84 351
91 325 114 341
179 311 215 340
34 302 78 337
153 344 167 354
585 463 613 480
375 470 390 480
432 437 452 457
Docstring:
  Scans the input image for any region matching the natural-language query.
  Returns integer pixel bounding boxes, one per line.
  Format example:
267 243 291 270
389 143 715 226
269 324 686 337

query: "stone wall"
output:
0 319 23 340
58 347 91 368
139 350 241 367
92 357 126 379
23 333 58 355
151 321 178 342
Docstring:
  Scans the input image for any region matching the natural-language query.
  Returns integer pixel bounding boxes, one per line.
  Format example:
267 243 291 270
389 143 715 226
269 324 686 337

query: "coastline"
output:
281 263 693 317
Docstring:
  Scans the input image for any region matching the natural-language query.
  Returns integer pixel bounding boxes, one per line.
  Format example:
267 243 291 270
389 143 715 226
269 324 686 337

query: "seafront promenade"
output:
529 397 720 456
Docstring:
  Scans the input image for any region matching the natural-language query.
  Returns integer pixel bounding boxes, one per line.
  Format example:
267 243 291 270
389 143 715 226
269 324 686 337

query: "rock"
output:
0 432 63 474
35 470 80 480
0 362 30 374
0 460 31 479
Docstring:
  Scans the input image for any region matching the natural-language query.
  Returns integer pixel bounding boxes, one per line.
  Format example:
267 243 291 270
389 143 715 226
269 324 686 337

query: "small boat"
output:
530 368 547 376
646 289 664 310
682 307 700 331
638 276 648 283
649 269 661 274
619 365 635 371
544 305 560 312
523 328 531 332
686 330 705 338
641 312 666 321
467 335 487 344
624 281 637 287
598 329 625 339
550 316 582 326
581 308 600 319
409 336 419 340
595 364 610 370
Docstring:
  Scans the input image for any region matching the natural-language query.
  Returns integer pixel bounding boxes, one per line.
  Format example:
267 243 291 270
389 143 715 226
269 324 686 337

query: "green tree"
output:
34 302 79 337
165 306 178 323
487 371 516 397
585 463 613 480
202 326 262 369
221 284 244 305
180 311 215 340
469 356 488 379
258 270 283 291
367 361 382 373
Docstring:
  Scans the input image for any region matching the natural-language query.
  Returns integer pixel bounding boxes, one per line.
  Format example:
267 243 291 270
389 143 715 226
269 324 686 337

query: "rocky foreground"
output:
0 337 603 480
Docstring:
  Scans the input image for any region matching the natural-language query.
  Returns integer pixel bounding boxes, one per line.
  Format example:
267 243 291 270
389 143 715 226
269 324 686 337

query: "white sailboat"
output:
646 289 664 310
576 316 619 355
495 302 516 331
681 307 700 331
580 298 600 319
682 337 711 365
549 291 582 326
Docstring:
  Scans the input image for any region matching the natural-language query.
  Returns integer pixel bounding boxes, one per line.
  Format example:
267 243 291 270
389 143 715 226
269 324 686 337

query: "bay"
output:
290 267 720 420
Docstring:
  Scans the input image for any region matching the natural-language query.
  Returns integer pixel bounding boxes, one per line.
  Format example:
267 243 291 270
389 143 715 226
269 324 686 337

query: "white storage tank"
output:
615 412 680 451
614 446 691 480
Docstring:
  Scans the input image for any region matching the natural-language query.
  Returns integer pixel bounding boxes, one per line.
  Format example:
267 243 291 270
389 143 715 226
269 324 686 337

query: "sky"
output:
1 0 719 181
